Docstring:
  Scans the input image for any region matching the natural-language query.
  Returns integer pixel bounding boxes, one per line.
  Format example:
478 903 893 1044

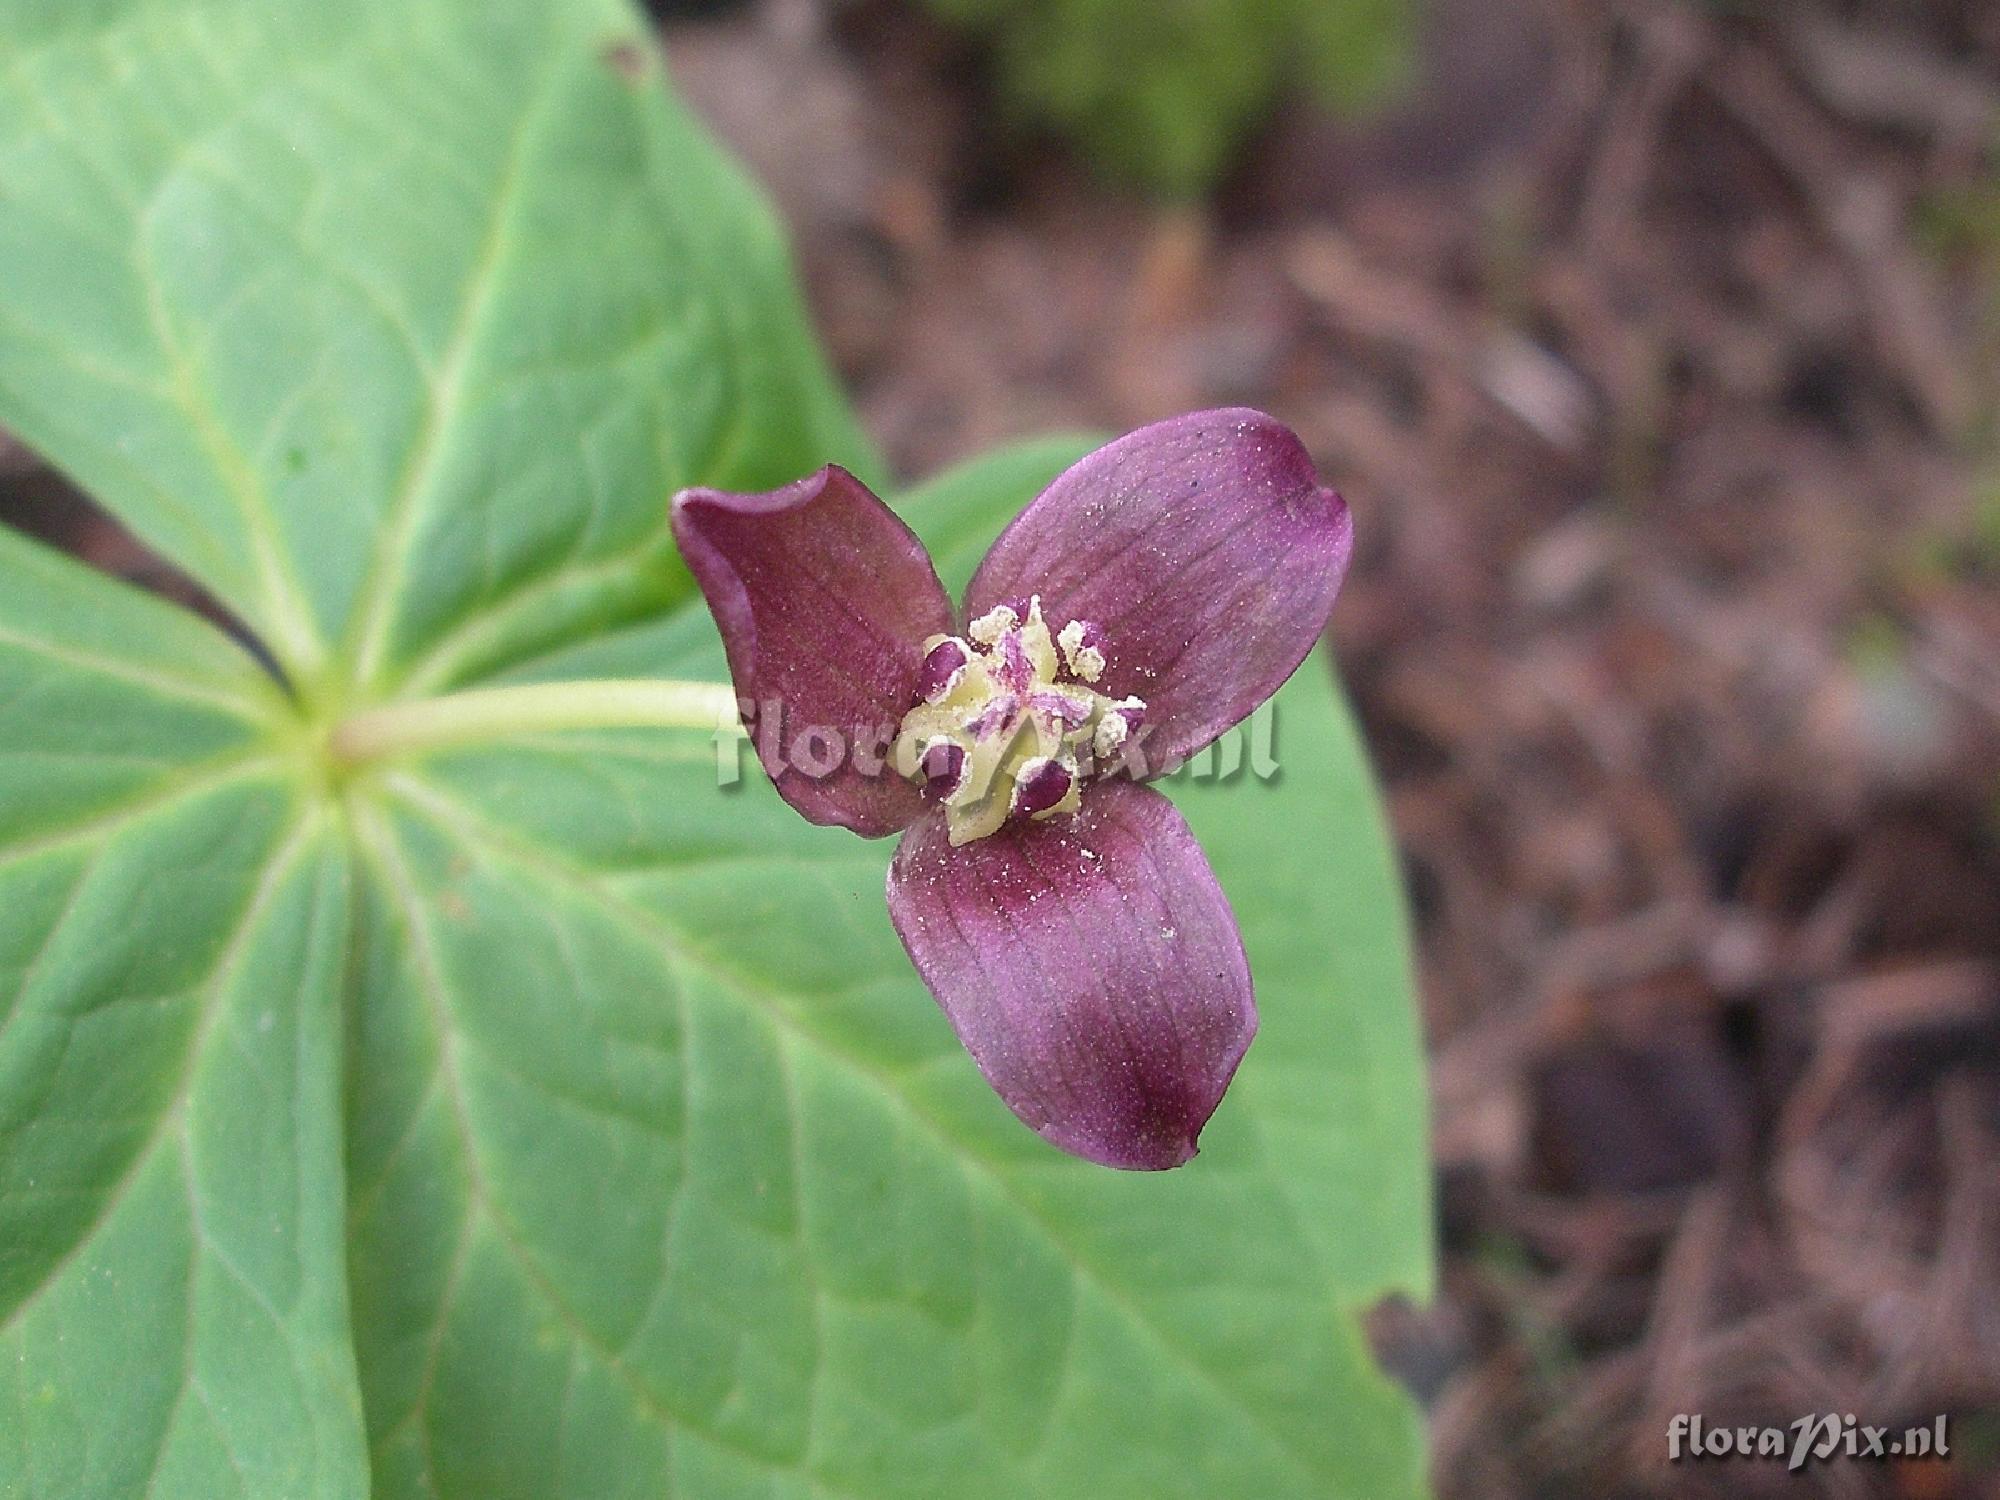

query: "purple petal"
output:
965 409 1351 771
886 779 1256 1170
673 466 952 837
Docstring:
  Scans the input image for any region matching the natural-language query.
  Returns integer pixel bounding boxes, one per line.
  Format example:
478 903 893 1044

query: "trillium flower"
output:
671 409 1352 1169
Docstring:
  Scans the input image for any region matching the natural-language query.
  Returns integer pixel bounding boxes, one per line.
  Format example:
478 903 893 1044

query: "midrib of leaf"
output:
0 752 281 874
394 436 1081 702
142 853 340 1500
338 815 470 1487
0 297 249 600
391 530 685 698
166 148 432 386
377 770 1340 1490
339 37 555 692
0 620 275 721
352 802 869 1500
133 87 340 678
0 7 378 676
0 805 316 1338
0 860 99 1063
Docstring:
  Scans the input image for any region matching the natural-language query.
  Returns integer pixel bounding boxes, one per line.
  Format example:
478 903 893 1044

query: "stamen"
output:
1093 697 1145 761
1056 619 1105 682
917 638 970 702
967 604 1018 647
1010 756 1076 819
918 739 966 801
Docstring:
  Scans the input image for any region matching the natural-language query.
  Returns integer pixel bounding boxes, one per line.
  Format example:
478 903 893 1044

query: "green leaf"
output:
0 0 1430 1494
0 531 365 1499
0 0 872 690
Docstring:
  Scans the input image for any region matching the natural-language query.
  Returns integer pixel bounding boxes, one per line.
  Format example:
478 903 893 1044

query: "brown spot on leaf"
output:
601 38 648 84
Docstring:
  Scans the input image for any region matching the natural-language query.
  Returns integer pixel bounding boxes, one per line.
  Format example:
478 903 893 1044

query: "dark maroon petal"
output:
673 466 952 837
965 409 1351 770
886 779 1256 1170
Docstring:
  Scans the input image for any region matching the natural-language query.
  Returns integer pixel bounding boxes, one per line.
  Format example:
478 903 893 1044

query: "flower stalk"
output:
329 679 738 769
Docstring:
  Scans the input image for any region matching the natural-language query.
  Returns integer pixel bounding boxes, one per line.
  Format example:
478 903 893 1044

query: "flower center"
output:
894 597 1145 846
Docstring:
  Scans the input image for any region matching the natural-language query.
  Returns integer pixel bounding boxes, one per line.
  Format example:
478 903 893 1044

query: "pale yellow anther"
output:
967 604 1019 648
1092 707 1131 760
1056 619 1105 683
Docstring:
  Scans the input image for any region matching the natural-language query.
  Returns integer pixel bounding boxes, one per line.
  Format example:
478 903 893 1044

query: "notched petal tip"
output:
886 779 1256 1171
671 465 954 838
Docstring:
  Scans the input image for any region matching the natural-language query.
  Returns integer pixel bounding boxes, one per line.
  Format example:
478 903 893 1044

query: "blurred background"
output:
664 0 2000 1494
5 0 1997 1494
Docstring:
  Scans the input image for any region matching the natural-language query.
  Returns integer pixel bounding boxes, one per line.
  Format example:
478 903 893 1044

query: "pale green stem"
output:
329 679 739 769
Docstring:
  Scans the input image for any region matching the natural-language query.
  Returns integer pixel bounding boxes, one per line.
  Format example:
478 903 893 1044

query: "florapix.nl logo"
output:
707 697 1285 791
1668 1413 1951 1473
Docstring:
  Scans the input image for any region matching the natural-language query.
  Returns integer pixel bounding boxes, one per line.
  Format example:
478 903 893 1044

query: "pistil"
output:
893 597 1145 846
